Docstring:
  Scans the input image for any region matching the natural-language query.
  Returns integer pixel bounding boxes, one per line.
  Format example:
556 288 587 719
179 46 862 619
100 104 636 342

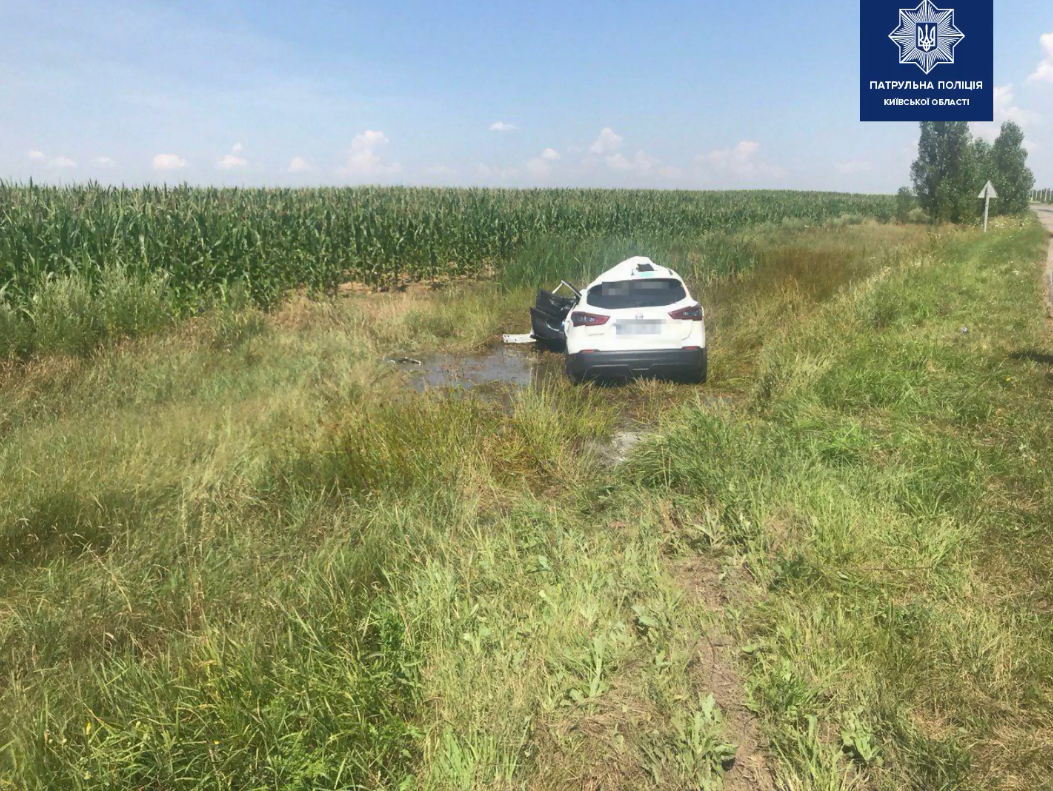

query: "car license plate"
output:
616 320 662 336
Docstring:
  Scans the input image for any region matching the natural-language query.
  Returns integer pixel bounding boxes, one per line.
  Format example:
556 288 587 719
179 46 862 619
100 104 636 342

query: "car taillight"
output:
669 304 704 321
570 311 610 327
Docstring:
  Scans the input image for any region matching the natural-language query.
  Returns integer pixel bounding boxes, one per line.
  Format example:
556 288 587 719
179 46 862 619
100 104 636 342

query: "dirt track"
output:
1033 204 1053 314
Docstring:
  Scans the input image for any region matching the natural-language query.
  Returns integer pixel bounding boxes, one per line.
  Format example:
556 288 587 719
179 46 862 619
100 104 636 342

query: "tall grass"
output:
0 318 624 787
0 266 175 358
11 209 1047 787
0 221 940 789
632 219 1053 788
499 230 762 290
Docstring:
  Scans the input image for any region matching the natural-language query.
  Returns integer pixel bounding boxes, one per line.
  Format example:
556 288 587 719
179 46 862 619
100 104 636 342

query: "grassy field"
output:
1 203 1052 789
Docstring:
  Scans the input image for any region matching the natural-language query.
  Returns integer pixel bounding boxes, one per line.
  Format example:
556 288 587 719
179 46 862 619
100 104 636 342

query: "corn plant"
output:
0 182 897 312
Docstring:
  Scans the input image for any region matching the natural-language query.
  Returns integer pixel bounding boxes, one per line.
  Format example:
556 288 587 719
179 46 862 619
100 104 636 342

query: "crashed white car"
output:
530 256 707 383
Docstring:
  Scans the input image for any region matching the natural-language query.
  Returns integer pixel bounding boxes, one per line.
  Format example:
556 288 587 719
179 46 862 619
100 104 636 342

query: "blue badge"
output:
860 0 992 121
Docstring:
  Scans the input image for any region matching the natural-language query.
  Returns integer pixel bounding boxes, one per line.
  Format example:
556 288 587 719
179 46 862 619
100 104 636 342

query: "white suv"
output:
530 256 707 383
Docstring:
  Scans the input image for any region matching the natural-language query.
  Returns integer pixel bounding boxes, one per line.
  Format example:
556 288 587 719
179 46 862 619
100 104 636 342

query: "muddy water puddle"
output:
392 345 565 392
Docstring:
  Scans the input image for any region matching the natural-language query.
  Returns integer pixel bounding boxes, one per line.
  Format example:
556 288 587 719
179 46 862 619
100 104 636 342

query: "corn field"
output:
0 183 896 308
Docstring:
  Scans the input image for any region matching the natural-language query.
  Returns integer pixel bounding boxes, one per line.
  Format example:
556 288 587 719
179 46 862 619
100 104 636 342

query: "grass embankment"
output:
636 217 1053 789
2 218 1050 789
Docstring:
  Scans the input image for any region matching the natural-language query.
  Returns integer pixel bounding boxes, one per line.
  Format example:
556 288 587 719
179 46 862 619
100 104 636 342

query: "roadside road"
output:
1033 203 1053 314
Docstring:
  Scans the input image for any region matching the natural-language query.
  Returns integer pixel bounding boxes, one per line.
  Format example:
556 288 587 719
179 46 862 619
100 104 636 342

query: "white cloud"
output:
972 85 1038 142
525 148 563 179
1028 33 1053 83
996 86 1036 126
216 143 249 170
837 160 873 175
216 154 248 170
287 156 312 173
153 153 188 171
489 121 517 133
632 151 660 173
425 164 458 176
701 140 759 163
606 150 660 174
697 141 785 179
338 130 401 178
27 150 46 161
597 149 678 179
91 156 116 167
589 127 623 155
46 156 77 169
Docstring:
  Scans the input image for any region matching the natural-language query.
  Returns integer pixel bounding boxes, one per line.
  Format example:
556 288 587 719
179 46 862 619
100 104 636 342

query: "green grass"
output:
2 215 1051 789
633 215 1053 789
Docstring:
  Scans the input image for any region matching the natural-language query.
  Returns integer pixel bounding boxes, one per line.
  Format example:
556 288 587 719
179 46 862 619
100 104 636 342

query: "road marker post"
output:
978 181 998 233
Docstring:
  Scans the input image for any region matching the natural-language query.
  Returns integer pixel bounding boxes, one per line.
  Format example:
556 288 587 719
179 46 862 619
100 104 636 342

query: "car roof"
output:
585 257 683 290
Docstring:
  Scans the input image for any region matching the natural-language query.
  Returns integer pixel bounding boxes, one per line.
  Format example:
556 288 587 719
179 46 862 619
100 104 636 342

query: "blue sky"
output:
2 0 1052 192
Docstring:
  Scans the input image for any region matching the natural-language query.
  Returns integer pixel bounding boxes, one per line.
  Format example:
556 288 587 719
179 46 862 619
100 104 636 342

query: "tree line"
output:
903 121 1035 222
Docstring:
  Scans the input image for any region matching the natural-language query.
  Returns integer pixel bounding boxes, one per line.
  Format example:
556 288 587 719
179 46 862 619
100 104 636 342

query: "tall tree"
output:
972 137 993 184
910 122 979 223
990 122 1035 215
895 186 915 223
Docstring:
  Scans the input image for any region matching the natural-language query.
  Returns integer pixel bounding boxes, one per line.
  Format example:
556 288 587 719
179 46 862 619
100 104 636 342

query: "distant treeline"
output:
908 121 1034 222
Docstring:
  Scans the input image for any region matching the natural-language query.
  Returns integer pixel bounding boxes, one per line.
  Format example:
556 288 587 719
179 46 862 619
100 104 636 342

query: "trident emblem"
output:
916 24 936 51
890 2 963 74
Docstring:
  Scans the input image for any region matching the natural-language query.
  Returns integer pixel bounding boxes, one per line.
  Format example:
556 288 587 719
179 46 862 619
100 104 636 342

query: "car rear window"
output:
585 278 687 309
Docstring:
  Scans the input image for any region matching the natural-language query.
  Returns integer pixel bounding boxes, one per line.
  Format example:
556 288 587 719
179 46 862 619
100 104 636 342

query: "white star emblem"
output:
889 0 964 74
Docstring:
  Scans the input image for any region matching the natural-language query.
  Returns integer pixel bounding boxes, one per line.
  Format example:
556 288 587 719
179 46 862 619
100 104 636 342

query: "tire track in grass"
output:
1031 204 1053 316
597 228 933 789
673 556 775 791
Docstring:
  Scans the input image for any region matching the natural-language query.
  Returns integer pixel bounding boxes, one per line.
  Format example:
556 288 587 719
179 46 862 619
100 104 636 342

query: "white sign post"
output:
978 181 998 233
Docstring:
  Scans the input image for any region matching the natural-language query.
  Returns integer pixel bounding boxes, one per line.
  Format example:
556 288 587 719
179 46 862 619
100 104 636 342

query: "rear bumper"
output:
567 347 705 380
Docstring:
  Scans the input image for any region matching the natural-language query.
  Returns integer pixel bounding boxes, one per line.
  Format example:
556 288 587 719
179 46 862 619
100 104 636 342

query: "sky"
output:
2 0 1052 193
